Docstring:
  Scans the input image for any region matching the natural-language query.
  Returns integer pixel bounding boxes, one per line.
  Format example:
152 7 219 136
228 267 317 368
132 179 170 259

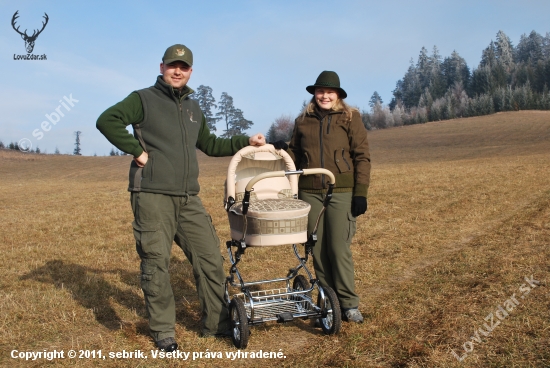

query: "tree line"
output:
363 29 550 130
0 141 45 153
0 140 70 155
0 140 126 156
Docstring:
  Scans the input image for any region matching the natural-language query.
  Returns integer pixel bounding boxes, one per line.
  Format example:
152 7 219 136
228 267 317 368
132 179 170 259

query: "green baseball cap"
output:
306 70 347 99
162 44 193 66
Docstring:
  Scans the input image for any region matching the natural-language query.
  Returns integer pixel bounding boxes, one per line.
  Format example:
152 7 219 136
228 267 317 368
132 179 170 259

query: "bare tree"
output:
266 114 294 142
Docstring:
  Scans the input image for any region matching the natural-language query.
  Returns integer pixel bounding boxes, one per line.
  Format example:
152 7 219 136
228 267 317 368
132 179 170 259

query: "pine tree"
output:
389 80 404 110
397 59 423 108
224 108 253 137
417 47 430 89
491 62 508 89
216 93 253 137
495 30 514 68
542 32 550 59
369 91 383 109
428 46 446 99
516 31 544 65
471 66 493 95
480 41 497 68
192 85 219 131
442 51 471 93
533 59 550 93
216 92 235 135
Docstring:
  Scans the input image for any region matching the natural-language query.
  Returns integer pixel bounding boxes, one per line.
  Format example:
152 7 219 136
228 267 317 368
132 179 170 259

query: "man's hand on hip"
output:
249 133 266 146
134 151 149 167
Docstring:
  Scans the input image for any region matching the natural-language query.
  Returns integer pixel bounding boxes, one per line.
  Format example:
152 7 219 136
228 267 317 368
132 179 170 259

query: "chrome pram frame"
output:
224 164 342 349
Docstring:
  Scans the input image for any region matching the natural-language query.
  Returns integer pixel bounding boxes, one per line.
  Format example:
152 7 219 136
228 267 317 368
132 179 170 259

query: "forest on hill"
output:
362 30 550 130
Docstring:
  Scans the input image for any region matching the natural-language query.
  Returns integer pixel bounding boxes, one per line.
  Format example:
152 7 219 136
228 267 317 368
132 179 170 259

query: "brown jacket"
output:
288 109 371 197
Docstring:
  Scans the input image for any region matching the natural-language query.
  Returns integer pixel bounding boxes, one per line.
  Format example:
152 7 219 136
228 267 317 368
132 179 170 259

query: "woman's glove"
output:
269 140 288 150
351 196 367 217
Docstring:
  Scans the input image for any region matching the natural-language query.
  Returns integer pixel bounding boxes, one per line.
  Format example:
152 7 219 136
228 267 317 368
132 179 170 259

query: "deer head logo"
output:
12 11 49 54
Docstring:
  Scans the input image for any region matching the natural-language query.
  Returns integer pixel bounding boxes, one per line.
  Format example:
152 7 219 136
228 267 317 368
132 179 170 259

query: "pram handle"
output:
244 168 335 192
241 169 335 218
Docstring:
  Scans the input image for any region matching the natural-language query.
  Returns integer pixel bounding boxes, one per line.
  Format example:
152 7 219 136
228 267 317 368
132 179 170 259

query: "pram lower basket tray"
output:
229 198 310 246
233 287 318 322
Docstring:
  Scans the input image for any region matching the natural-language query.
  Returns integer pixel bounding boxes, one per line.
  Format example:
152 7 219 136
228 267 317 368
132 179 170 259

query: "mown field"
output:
1 111 548 367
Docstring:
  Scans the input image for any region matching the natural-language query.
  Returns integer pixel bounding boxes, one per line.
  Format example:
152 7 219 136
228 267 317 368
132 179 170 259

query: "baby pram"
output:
223 145 341 348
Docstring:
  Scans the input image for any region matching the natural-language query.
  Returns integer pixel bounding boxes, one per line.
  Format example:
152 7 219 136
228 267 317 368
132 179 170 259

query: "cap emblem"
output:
175 49 185 56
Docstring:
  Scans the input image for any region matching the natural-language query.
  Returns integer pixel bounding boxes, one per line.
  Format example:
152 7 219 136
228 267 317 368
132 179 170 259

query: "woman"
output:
286 71 371 323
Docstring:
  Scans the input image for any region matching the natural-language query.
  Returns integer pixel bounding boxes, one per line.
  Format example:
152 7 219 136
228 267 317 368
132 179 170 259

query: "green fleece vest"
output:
129 78 204 195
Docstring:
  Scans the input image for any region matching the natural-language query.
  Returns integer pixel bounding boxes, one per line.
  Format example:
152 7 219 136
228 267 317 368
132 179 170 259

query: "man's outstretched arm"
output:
196 115 265 156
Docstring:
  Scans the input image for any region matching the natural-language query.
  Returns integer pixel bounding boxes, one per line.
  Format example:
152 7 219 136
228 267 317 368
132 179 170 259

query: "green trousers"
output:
299 191 359 309
130 192 229 340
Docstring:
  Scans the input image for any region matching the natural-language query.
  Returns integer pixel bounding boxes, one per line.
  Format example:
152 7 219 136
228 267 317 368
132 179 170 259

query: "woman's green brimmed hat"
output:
306 70 347 99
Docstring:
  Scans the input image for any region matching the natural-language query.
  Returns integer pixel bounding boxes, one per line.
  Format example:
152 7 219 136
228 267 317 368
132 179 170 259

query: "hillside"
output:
1 111 548 367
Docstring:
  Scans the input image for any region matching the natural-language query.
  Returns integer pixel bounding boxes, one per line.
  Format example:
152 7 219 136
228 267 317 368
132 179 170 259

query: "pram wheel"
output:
292 275 310 293
292 275 311 312
229 297 249 348
318 286 342 335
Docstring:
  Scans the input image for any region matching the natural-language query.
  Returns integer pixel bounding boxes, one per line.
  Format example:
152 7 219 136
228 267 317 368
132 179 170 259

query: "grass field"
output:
1 111 548 367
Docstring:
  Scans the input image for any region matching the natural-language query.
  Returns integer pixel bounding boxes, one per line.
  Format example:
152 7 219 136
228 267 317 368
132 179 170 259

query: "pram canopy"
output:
225 145 310 246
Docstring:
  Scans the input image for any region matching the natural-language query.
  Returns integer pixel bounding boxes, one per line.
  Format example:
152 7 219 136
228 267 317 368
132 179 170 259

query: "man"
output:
96 44 265 352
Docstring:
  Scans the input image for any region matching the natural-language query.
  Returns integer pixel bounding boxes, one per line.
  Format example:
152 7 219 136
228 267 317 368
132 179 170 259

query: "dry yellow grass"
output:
0 111 548 367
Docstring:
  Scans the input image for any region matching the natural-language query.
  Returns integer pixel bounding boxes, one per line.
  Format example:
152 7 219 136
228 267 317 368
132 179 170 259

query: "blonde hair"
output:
300 95 358 122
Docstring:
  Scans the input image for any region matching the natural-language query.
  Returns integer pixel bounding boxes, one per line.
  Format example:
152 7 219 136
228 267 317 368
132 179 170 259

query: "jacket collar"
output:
310 104 343 121
154 75 194 101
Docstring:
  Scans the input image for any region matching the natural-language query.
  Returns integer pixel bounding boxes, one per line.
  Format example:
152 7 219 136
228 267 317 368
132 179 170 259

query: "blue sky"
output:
1 0 549 155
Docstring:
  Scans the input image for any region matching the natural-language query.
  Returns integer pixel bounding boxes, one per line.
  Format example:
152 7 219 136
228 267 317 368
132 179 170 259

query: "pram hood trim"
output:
225 144 298 203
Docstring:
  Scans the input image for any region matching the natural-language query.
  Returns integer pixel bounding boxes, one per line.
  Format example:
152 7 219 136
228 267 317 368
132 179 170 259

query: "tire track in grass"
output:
367 189 550 296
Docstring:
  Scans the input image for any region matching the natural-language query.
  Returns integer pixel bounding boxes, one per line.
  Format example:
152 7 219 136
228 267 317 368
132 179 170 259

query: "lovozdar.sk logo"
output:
12 10 48 60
